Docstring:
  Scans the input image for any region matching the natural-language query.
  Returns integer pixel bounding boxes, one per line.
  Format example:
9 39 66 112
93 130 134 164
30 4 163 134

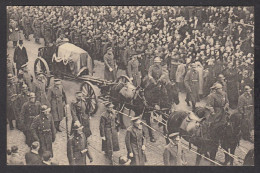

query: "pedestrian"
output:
25 141 43 165
67 121 93 165
47 79 67 132
125 116 147 165
42 151 59 165
13 40 28 75
163 132 187 165
99 102 120 165
238 85 254 141
22 13 31 41
104 47 117 81
7 146 24 165
71 91 92 140
127 52 142 87
33 73 50 106
31 105 56 157
184 63 200 111
20 92 41 146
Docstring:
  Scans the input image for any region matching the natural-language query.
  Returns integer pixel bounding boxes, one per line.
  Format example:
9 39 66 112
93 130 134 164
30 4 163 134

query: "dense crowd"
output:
7 6 254 165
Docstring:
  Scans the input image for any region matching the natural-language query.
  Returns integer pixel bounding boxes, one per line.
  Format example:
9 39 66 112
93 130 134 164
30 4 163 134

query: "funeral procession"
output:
6 6 254 166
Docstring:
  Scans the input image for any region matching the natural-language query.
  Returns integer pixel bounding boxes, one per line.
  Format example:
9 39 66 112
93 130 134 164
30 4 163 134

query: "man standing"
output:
47 79 67 132
238 86 254 141
184 63 200 111
125 117 146 165
32 15 42 44
147 57 166 87
99 102 120 165
127 52 142 87
25 141 42 165
67 121 93 165
20 92 41 146
31 105 56 157
21 63 34 92
33 73 49 106
13 40 28 75
104 47 117 81
22 13 31 41
71 91 92 140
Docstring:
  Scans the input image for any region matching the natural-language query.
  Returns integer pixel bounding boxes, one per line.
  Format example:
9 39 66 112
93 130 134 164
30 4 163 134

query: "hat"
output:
29 92 36 98
19 40 23 44
168 132 180 138
7 73 13 79
41 105 48 112
244 85 252 91
73 121 83 131
154 57 162 63
105 102 114 108
31 141 40 149
211 83 223 90
11 146 18 153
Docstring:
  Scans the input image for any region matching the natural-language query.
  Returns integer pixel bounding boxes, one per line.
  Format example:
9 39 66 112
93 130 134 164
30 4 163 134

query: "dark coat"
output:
184 69 200 103
47 85 67 122
67 133 93 165
13 46 28 71
31 113 56 156
22 16 31 36
125 126 146 165
25 151 42 165
7 82 18 121
71 100 92 138
33 80 50 107
99 111 120 153
16 92 29 130
32 19 41 39
127 58 141 87
104 52 116 81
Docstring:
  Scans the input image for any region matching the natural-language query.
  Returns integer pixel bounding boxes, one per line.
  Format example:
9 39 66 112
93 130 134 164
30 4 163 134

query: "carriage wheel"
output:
34 57 51 85
80 81 98 115
116 75 132 84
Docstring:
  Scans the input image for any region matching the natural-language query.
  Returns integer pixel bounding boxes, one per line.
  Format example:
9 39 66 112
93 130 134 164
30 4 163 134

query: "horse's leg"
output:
195 147 203 166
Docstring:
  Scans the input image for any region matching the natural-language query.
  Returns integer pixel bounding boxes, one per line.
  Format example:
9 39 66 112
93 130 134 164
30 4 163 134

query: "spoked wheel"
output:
34 57 51 87
116 75 132 84
80 81 98 115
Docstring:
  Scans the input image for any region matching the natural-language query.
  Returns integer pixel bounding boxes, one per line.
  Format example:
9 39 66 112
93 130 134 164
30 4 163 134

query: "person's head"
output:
31 141 40 151
19 40 23 46
105 102 114 112
244 85 252 94
11 146 18 154
212 83 223 93
22 84 29 94
73 121 83 135
153 57 161 65
41 105 50 115
168 132 180 143
191 63 197 70
29 92 36 103
7 73 14 83
218 74 225 81
54 79 62 86
132 117 142 129
75 91 83 101
42 151 52 162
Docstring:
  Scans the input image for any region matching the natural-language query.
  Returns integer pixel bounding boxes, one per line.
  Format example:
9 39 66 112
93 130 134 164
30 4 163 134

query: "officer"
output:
238 86 254 141
71 91 92 140
47 79 67 132
147 57 164 86
125 116 146 165
25 141 42 165
184 63 200 111
20 92 41 146
67 121 93 165
31 105 56 157
99 102 120 165
127 52 142 87
33 73 50 107
32 15 42 44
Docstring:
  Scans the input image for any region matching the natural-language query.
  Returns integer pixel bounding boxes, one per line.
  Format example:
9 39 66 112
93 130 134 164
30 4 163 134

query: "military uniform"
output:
22 70 33 92
20 100 41 146
31 113 56 156
127 57 141 87
22 15 31 40
25 151 42 165
163 140 186 165
32 18 42 43
238 92 254 140
71 100 92 139
33 80 50 106
16 92 29 130
99 110 120 161
67 132 93 165
43 22 53 46
7 81 18 129
148 64 163 85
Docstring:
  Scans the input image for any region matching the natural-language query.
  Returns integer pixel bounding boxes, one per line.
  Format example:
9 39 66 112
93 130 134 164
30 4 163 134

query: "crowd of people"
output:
7 6 254 165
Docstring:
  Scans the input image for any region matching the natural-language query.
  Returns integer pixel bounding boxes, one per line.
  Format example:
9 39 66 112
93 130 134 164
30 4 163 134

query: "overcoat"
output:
104 52 116 81
25 151 42 165
184 69 200 103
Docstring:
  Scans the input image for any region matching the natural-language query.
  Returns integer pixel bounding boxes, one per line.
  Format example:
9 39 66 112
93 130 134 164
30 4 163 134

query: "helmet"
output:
154 57 161 63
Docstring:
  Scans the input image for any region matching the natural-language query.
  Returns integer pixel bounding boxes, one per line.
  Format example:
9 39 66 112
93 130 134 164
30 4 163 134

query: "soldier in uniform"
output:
104 47 117 81
184 63 200 111
20 92 41 146
32 15 42 44
67 121 93 165
71 91 92 140
21 63 33 92
238 86 254 141
147 57 165 87
99 102 120 165
31 105 56 157
33 73 50 107
22 13 31 41
7 73 18 130
205 83 229 130
127 52 142 87
43 21 53 46
25 141 42 165
47 79 67 132
125 117 147 165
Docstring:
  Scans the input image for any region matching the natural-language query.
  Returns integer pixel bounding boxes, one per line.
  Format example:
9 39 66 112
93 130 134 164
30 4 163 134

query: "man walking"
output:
13 40 28 75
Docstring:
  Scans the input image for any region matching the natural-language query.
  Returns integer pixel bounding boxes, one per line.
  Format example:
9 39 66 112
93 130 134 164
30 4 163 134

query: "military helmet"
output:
154 57 162 63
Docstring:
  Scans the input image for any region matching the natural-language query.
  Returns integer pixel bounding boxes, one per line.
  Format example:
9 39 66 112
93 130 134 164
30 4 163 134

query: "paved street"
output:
7 35 253 165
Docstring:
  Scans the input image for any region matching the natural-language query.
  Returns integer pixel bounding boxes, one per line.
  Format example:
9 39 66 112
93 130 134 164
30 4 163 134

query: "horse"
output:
166 107 242 165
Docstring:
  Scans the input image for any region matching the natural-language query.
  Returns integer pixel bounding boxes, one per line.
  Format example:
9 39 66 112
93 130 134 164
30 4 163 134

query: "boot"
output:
185 99 190 106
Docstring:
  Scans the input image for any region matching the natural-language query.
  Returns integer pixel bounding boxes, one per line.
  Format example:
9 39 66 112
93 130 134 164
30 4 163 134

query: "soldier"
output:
47 79 67 132
125 117 147 165
43 22 53 46
7 73 18 130
216 74 227 93
127 52 142 87
147 57 165 87
33 73 50 107
13 40 28 75
31 105 56 157
205 83 229 130
184 63 200 111
99 102 120 165
9 19 20 48
71 91 92 140
238 86 254 141
25 141 42 165
67 121 93 165
20 92 41 146
104 47 117 81
32 15 42 44
21 63 33 92
22 13 31 40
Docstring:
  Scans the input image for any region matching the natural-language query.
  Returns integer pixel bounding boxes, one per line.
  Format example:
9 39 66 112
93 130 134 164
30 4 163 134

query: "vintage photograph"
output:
6 6 254 166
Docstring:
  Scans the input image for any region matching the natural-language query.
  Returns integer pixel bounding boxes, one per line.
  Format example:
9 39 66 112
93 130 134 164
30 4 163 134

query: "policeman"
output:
71 91 92 140
67 121 93 165
127 52 141 87
20 92 41 146
31 105 56 157
238 85 254 141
